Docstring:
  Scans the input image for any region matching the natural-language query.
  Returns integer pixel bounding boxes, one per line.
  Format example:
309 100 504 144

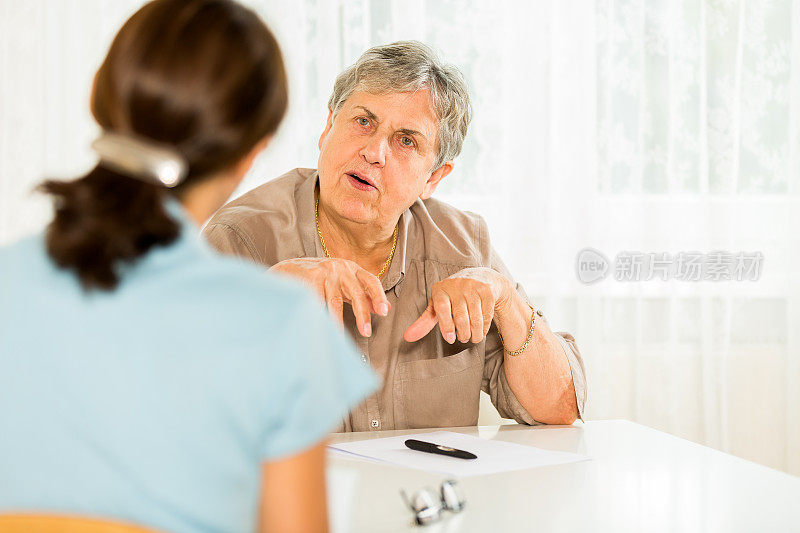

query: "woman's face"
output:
316 89 451 230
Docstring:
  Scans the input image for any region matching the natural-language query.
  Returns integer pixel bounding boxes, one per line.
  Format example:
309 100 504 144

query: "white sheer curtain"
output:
1 0 798 475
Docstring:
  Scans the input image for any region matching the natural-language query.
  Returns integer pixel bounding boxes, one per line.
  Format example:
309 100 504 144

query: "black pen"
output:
404 439 478 460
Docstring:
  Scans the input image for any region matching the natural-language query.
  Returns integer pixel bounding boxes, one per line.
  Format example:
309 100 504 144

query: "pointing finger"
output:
357 268 390 316
466 295 484 343
432 292 456 344
324 278 344 325
451 298 471 343
403 302 438 342
342 276 373 337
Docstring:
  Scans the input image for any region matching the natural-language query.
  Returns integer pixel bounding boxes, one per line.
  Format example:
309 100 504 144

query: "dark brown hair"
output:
40 0 287 290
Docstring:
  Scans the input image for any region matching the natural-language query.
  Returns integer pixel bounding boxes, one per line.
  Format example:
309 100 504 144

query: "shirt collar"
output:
382 210 409 296
297 170 409 296
297 170 324 259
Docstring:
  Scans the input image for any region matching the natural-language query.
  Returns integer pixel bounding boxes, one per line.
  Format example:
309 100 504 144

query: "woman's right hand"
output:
269 257 390 337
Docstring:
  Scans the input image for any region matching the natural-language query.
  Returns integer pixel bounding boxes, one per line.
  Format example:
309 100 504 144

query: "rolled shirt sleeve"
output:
483 248 587 424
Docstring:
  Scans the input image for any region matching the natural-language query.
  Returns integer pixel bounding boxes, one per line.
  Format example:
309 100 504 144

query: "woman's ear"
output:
319 109 334 150
420 162 454 200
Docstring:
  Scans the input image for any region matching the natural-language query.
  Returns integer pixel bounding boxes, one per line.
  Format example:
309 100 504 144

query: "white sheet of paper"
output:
328 431 590 478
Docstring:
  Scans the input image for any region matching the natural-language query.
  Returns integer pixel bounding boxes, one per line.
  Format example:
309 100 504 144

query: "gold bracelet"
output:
498 305 542 356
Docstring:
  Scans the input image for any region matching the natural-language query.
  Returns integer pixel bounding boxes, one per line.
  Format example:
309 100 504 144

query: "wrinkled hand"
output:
403 267 511 344
270 257 389 336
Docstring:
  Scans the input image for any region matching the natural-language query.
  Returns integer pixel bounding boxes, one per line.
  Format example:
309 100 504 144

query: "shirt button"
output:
371 419 380 428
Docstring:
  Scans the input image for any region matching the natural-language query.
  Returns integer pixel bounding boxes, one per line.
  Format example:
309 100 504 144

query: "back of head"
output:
41 0 288 291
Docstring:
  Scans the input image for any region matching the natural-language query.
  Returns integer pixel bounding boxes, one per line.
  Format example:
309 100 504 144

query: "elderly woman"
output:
205 41 586 431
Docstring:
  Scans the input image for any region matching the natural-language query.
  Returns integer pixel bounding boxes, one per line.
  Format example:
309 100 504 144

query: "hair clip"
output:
91 132 188 188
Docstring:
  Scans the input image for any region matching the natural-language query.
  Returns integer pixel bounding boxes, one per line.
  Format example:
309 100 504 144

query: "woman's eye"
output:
400 136 414 147
357 117 369 126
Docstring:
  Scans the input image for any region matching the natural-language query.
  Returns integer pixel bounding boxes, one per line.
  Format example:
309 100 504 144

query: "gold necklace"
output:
315 196 398 278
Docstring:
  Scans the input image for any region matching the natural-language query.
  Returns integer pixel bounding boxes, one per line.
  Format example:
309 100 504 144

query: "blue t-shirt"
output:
0 204 378 532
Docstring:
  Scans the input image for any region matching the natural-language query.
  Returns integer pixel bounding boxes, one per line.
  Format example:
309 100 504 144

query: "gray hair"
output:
328 41 472 170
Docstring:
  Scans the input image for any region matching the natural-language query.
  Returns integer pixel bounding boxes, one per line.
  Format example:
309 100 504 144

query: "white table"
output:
328 420 800 532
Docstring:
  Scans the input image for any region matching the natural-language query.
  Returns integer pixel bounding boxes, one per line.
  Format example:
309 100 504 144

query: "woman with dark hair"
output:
0 1 376 531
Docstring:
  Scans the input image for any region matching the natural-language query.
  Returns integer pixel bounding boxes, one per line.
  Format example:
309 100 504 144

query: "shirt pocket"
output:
394 347 483 430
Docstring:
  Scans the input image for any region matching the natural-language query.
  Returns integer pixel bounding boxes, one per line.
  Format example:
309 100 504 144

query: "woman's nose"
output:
359 135 387 167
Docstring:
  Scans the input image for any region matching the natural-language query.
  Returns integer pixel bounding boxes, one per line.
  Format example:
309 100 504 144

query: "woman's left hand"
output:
403 267 514 344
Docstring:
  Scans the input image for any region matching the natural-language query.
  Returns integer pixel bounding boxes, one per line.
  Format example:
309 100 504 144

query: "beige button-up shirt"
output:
203 168 586 432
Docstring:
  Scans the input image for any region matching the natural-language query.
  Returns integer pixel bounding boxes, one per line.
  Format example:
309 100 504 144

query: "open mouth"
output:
347 172 376 190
